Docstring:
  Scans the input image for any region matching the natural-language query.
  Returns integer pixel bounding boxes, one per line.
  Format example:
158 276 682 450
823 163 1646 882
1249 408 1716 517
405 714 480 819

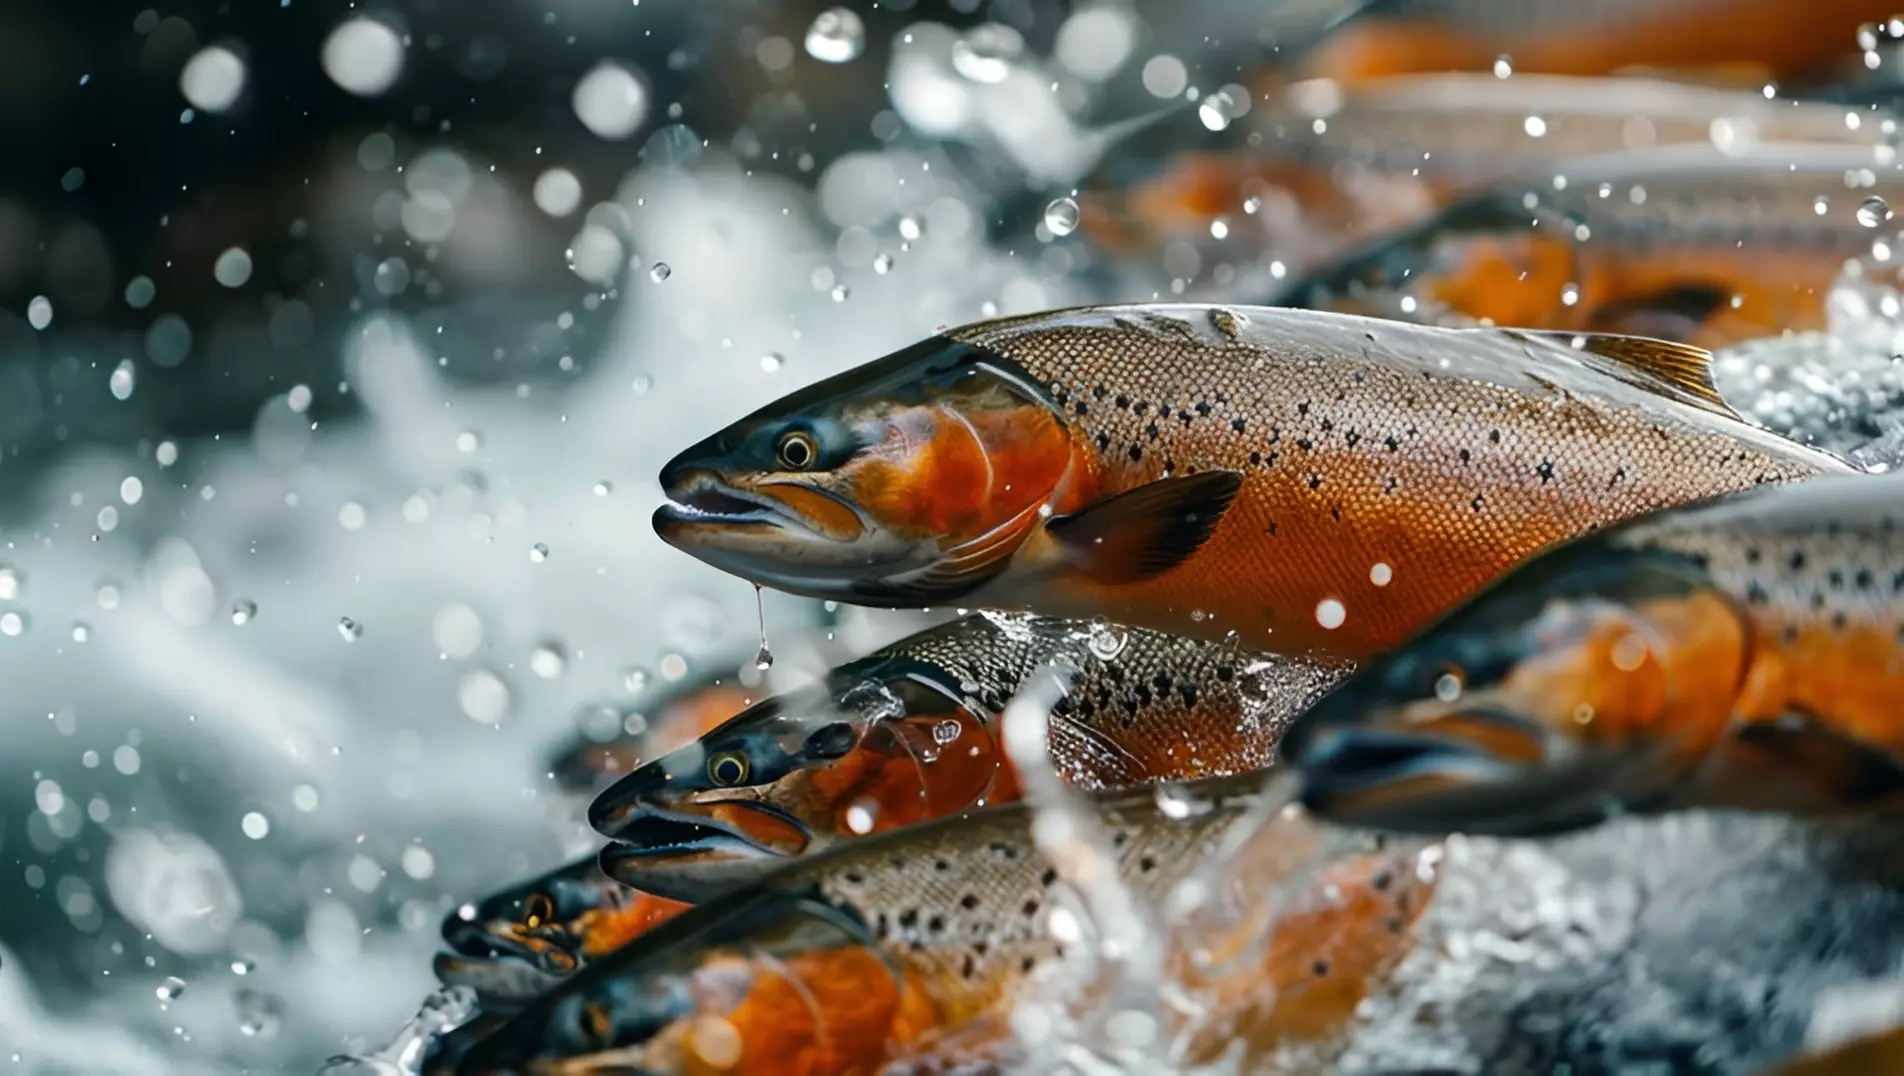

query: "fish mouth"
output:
432 950 567 1005
654 471 849 537
1290 714 1627 837
598 800 811 902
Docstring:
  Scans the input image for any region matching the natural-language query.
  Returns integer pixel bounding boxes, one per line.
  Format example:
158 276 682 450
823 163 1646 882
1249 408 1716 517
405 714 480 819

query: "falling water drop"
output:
156 976 187 1003
830 283 850 302
760 352 784 372
1197 90 1239 131
337 617 363 642
872 253 894 274
622 666 651 693
231 599 257 625
1087 620 1128 661
752 587 774 671
648 262 672 282
1860 196 1893 228
951 24 1024 83
234 988 285 1038
529 543 550 563
1044 197 1081 236
530 642 568 679
897 215 924 241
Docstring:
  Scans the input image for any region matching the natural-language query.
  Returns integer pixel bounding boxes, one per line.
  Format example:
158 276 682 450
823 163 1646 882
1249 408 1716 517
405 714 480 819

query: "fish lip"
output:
607 797 810 858
598 805 801 902
431 950 565 1002
443 916 542 962
654 471 839 535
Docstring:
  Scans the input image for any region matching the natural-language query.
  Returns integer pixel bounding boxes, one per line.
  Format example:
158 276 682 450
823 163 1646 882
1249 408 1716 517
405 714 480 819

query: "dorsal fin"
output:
1508 329 1737 419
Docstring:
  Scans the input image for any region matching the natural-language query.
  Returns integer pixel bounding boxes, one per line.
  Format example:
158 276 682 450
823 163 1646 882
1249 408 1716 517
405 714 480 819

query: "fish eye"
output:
707 751 751 786
523 892 554 929
776 429 818 470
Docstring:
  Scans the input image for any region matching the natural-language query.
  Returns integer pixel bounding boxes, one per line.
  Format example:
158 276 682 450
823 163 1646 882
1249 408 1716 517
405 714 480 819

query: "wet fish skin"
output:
1762 1020 1904 1073
434 855 689 1005
1293 0 1900 84
1274 143 1904 349
656 303 1849 657
1284 471 1904 835
456 776 1435 1075
589 611 1346 902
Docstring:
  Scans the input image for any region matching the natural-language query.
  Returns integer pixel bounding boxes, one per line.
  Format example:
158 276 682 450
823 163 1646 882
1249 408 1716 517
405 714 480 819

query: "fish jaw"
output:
432 951 566 1009
595 799 812 902
1282 548 1749 835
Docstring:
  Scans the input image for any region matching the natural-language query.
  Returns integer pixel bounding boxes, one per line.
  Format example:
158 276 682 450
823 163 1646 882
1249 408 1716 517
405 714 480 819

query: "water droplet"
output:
1492 54 1514 78
830 283 850 302
933 720 963 746
844 801 877 834
26 296 52 330
648 262 672 282
1434 671 1464 702
530 643 567 679
1154 783 1212 820
1523 115 1547 138
593 480 613 496
1087 621 1128 660
1369 562 1393 587
234 988 284 1038
951 23 1024 83
572 61 648 140
71 622 90 643
532 168 582 218
181 45 246 113
231 957 256 976
213 247 253 288
872 253 894 274
752 586 774 671
321 16 404 97
804 8 865 63
337 617 362 642
1314 598 1347 630
459 668 512 724
897 215 924 241
241 812 270 839
1 611 28 637
760 352 784 372
1860 196 1893 228
110 360 136 400
1043 197 1080 236
0 565 22 600
156 976 186 1003
1197 90 1239 131
622 666 651 693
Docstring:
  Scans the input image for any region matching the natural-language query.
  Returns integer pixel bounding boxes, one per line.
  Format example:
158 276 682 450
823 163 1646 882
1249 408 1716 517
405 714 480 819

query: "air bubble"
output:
1860 196 1893 228
649 262 672 282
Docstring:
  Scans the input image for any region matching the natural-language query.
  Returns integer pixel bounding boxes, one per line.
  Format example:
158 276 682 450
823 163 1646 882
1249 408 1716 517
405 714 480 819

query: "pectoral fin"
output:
1044 470 1244 585
1695 713 1904 813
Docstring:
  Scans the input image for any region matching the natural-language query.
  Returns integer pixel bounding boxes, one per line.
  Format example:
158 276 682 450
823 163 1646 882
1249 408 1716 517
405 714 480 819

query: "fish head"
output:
1281 545 1746 835
590 657 1009 901
440 858 629 978
654 334 1089 605
550 678 756 792
454 887 889 1075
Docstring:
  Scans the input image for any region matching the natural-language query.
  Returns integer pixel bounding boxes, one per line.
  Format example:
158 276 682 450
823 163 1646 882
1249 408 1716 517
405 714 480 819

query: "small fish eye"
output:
707 751 751 786
776 430 818 470
523 892 554 929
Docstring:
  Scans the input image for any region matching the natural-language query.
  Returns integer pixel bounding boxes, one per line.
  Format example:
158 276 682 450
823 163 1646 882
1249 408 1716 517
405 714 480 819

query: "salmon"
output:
1273 143 1904 348
1290 0 1901 85
1282 471 1904 834
434 855 690 1007
1084 74 1891 273
654 304 1851 657
449 776 1437 1074
1763 1022 1904 1073
588 611 1345 901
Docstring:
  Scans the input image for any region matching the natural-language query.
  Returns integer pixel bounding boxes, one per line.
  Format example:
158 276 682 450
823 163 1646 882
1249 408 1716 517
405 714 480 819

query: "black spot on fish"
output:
1829 570 1845 589
1383 435 1400 452
1021 956 1038 974
1022 900 1039 917
960 894 980 910
1159 405 1172 419
845 871 864 884
973 940 990 957
1095 433 1110 451
1320 418 1334 433
961 954 976 979
1129 445 1143 462
1471 495 1485 512
1178 684 1199 707
1536 460 1555 484
1783 625 1801 644
1856 569 1874 590
1139 855 1157 874
1344 430 1360 448
1041 868 1058 886
1216 665 1235 681
1146 422 1160 440
988 842 1017 860
1308 474 1324 491
1134 402 1149 416
1458 448 1472 464
1093 385 1107 399
1152 672 1173 693
1832 612 1848 631
1298 438 1314 451
1249 451 1262 466
1232 417 1247 433
1372 870 1393 892
1115 395 1130 409
1488 429 1501 443
1790 551 1807 571
1746 547 1762 564
935 859 951 872
1297 401 1310 416
1313 959 1332 977
899 909 919 929
1074 401 1089 416
1745 582 1769 606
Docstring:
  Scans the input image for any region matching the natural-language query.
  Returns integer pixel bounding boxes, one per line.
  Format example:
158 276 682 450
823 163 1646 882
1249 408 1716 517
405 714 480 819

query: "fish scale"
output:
951 304 1848 656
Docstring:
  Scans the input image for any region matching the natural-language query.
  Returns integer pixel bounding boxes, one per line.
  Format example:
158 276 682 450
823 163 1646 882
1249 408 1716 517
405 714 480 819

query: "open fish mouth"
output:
1291 719 1628 836
654 472 819 533
598 800 811 900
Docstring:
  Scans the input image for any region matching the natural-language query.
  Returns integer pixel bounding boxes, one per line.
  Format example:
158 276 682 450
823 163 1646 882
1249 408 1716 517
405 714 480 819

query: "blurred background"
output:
12 0 1904 1072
